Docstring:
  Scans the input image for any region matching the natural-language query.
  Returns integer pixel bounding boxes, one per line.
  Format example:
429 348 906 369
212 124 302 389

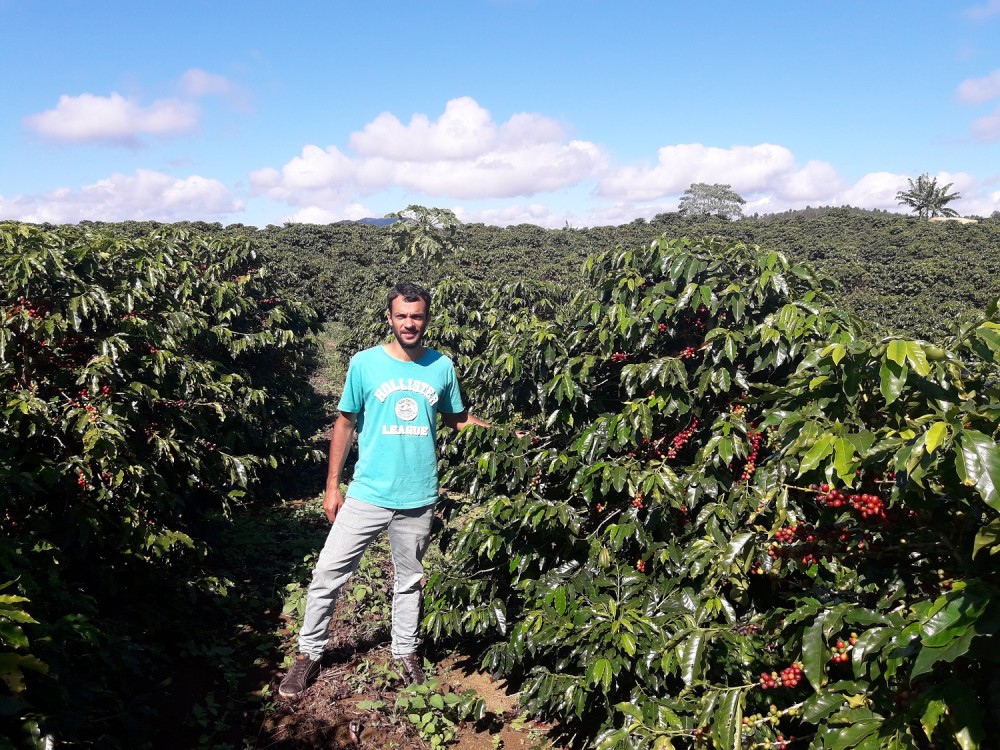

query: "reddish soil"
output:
259 643 553 750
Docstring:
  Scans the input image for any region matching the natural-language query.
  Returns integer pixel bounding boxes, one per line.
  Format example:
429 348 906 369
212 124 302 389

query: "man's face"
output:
387 297 429 349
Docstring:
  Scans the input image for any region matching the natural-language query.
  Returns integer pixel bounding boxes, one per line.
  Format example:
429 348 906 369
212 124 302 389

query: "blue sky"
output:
2 0 999 228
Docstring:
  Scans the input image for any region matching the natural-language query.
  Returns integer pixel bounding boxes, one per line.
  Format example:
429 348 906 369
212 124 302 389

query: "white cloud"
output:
179 68 233 97
282 203 372 224
775 160 844 202
23 92 199 145
964 188 1000 217
963 0 1000 19
821 171 980 216
929 172 997 216
833 171 906 211
250 105 1000 225
350 97 498 161
0 169 241 224
957 69 1000 103
379 139 604 199
252 144 356 196
970 104 1000 142
455 202 564 228
253 97 607 211
248 167 281 190
350 97 569 162
178 68 252 112
597 143 839 204
936 171 978 194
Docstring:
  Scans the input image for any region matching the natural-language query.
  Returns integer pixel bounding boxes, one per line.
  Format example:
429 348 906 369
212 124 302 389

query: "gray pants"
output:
297 496 435 659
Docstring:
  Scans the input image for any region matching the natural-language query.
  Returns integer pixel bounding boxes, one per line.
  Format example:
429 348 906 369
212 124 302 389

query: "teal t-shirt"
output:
338 345 465 509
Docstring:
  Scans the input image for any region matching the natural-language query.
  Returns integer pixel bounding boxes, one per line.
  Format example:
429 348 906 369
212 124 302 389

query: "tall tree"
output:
895 173 962 219
384 205 463 265
384 205 464 284
678 183 746 220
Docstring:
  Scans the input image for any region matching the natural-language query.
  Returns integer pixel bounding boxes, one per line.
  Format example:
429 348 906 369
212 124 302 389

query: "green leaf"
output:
723 532 753 567
588 658 612 692
936 679 986 750
925 421 949 455
886 340 907 367
833 436 856 481
724 335 737 363
798 434 834 476
975 323 1000 354
822 719 880 750
921 699 947 742
955 430 1000 512
614 701 643 721
554 586 567 616
920 586 989 646
680 631 706 686
0 653 48 693
911 629 975 679
879 359 907 405
851 627 894 676
801 613 828 691
718 437 734 466
619 632 637 657
0 621 28 649
905 341 931 376
712 688 743 750
973 518 1000 558
800 691 846 723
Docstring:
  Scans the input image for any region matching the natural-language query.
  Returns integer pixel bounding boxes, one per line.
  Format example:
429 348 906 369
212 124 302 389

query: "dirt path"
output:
259 644 556 750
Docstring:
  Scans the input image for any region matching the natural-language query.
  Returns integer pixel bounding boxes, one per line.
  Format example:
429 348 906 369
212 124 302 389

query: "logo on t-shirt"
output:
395 397 418 421
374 378 440 406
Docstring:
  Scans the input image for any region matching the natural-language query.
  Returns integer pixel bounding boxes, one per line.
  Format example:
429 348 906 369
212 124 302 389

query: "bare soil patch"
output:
259 624 555 750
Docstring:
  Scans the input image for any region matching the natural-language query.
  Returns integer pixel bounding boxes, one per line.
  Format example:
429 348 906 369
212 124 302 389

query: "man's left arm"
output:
440 410 491 431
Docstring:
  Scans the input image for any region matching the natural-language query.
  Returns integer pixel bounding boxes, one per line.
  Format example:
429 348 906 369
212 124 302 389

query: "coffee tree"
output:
421 236 999 749
0 222 320 744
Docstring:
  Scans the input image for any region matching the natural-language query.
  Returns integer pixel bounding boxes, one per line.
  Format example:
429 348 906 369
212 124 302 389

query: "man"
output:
278 281 489 699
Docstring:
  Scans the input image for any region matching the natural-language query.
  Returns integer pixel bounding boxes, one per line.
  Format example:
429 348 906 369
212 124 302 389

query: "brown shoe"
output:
397 653 426 685
278 653 321 698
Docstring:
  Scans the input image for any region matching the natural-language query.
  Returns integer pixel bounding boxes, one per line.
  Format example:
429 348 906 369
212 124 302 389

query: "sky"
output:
2 0 1000 229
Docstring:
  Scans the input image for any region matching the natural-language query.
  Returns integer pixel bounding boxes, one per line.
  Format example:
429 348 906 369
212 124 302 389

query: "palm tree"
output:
896 173 962 219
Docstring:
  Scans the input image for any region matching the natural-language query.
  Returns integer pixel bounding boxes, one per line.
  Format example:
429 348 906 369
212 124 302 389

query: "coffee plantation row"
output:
416 237 999 749
3 219 999 749
1 223 322 747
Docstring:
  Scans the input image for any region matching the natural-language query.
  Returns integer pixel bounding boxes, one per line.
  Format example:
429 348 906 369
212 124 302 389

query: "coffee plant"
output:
0 581 47 747
420 236 999 749
0 222 321 746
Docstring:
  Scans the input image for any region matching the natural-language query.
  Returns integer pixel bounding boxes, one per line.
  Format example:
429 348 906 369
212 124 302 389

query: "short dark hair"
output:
387 281 431 315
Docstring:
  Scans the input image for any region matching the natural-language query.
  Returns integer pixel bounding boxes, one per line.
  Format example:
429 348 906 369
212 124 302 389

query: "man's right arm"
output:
323 411 357 523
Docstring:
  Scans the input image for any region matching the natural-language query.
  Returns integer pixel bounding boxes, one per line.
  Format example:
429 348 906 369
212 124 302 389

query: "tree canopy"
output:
678 183 746 220
895 173 962 219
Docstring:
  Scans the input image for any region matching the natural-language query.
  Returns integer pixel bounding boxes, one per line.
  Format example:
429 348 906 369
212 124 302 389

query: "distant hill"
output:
348 217 401 227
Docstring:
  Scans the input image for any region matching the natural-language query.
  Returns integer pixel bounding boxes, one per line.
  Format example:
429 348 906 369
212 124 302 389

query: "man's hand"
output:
323 411 356 524
440 409 492 431
323 485 346 524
